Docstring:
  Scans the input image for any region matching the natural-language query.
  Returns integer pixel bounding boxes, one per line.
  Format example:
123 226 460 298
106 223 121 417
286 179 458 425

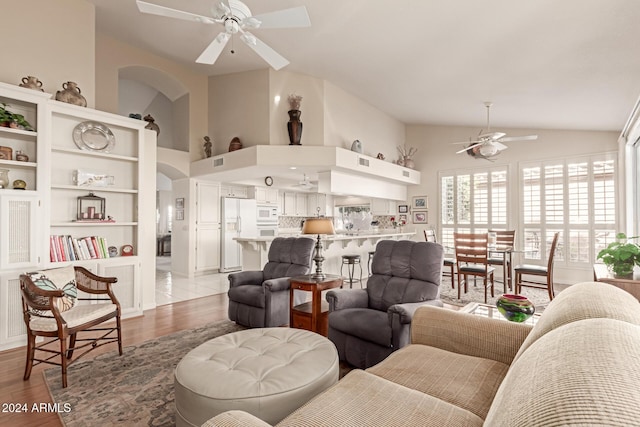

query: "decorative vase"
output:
19 76 44 92
403 157 415 169
229 137 242 152
287 110 303 145
496 294 535 323
55 81 87 107
0 169 10 189
144 114 160 135
609 263 635 279
351 140 363 153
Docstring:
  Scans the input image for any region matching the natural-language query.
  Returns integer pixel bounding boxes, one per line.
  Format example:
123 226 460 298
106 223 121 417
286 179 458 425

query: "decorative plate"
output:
72 121 115 153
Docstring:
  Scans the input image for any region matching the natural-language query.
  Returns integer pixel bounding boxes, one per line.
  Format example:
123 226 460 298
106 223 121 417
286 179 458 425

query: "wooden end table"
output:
593 263 640 301
290 274 343 336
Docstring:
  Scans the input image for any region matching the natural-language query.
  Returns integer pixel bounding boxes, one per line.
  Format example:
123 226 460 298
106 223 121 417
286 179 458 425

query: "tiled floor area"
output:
155 256 231 306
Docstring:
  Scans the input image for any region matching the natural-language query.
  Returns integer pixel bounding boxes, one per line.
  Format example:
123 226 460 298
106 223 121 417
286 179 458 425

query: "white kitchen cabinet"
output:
249 186 279 204
371 198 397 215
307 193 333 217
283 192 308 217
221 184 248 198
195 181 220 272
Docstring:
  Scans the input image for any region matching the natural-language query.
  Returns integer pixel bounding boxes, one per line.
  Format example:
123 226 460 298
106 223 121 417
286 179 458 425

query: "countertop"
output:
235 230 416 243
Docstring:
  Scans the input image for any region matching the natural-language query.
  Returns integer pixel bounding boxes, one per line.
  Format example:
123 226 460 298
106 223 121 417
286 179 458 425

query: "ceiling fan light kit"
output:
136 0 311 70
451 102 538 160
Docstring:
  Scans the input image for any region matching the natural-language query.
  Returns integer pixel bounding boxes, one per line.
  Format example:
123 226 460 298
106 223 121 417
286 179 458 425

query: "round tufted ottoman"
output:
174 327 339 427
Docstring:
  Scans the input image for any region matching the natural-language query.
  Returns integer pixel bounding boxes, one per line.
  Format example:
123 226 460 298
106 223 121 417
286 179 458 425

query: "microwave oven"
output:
257 204 278 224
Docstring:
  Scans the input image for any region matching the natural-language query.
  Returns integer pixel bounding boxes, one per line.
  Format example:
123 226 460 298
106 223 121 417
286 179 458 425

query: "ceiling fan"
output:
452 102 538 160
292 174 316 190
135 0 311 70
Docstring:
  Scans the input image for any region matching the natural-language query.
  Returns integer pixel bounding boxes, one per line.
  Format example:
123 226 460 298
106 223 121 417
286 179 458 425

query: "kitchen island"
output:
235 230 417 275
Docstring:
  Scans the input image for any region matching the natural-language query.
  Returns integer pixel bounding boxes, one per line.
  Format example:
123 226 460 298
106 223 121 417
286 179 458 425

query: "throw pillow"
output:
27 265 77 315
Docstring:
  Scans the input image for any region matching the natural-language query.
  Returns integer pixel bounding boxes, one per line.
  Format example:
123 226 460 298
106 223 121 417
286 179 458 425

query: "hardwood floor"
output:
0 293 229 427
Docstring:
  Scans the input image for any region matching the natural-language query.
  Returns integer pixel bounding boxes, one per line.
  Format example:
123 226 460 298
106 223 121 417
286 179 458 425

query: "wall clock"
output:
265 176 274 186
121 244 134 256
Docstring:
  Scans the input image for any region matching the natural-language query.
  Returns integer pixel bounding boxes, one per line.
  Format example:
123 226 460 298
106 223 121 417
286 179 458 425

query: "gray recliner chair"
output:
326 239 444 369
227 237 315 328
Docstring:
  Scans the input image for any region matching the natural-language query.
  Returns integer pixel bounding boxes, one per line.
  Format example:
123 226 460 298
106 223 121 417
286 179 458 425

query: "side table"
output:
461 302 541 326
290 274 343 336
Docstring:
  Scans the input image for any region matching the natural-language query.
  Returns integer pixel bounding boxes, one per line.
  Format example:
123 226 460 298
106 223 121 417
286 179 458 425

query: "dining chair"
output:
453 232 495 303
423 229 455 288
514 232 561 301
487 230 516 291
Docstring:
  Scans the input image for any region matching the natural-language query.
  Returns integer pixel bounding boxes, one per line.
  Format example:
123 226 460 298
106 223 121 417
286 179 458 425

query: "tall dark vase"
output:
287 109 303 145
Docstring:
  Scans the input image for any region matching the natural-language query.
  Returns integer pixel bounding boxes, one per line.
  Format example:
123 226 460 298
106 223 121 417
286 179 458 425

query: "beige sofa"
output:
203 281 640 426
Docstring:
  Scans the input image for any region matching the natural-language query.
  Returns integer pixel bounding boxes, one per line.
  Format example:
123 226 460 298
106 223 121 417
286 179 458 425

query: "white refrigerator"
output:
220 197 258 272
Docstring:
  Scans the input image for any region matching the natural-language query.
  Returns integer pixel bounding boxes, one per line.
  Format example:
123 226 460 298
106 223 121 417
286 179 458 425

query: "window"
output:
520 153 617 265
439 167 509 251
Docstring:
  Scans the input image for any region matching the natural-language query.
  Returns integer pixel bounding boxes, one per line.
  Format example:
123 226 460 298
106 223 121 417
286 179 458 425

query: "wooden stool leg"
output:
60 337 68 388
67 333 77 359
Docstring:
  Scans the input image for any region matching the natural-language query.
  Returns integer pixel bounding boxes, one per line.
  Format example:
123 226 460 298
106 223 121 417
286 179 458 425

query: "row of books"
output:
50 235 111 262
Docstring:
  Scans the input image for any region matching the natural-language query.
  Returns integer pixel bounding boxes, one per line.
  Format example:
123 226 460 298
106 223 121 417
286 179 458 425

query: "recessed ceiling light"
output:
289 166 297 170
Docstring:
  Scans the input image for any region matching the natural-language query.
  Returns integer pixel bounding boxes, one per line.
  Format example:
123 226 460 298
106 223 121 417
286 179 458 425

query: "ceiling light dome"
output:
479 144 499 157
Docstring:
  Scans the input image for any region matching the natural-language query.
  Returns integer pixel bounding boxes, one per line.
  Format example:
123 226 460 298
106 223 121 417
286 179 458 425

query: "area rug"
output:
438 276 552 311
43 320 245 427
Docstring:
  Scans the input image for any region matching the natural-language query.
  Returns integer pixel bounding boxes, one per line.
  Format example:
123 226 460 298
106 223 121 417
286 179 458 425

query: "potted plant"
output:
597 232 640 278
0 103 12 127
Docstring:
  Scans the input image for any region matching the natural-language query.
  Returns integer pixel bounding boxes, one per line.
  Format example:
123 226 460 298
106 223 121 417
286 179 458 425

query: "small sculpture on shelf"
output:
13 179 27 190
0 169 9 189
144 114 160 135
351 140 363 153
203 136 212 158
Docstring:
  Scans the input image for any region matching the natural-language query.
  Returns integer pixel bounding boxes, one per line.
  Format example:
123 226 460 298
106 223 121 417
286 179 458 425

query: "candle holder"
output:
77 192 105 221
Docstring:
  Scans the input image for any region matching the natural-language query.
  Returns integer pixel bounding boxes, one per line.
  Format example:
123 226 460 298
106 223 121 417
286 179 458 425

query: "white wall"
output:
0 0 95 105
323 81 406 159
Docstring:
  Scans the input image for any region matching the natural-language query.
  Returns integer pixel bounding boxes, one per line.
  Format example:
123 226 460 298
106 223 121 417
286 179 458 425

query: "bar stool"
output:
341 255 362 288
367 251 375 276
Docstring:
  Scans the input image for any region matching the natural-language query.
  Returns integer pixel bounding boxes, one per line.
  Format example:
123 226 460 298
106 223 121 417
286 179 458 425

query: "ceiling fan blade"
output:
499 135 538 142
240 32 289 70
451 140 481 145
196 32 230 64
251 6 311 29
493 141 508 151
136 0 215 24
456 143 482 154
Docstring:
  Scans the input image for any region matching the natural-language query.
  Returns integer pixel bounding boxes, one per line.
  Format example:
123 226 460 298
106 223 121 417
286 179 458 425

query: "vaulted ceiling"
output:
88 0 640 132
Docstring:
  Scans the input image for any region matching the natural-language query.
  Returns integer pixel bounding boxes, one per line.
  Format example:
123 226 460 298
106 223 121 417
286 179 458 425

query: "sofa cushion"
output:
486 318 640 426
514 281 640 361
228 285 265 308
278 369 483 427
329 308 392 347
367 344 509 420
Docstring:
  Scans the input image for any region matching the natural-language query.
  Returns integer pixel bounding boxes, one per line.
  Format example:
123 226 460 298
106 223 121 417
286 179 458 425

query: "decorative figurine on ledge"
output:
144 114 160 135
204 136 212 158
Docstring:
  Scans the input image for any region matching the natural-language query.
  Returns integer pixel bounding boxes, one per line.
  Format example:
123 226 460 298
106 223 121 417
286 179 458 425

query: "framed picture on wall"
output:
175 210 184 221
412 196 428 210
176 198 184 209
398 204 409 213
412 211 428 224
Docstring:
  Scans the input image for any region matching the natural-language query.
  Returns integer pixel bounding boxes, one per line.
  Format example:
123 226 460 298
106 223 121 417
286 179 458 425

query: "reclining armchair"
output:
228 237 315 328
327 239 444 369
